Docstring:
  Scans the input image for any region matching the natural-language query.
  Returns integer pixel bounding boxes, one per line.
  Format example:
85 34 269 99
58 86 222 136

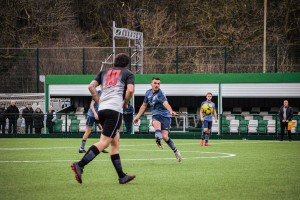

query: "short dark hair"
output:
152 77 160 81
1 103 5 105
114 53 130 68
206 92 212 96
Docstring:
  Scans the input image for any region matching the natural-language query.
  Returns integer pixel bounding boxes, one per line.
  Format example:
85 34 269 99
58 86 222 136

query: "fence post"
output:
176 47 179 74
129 47 132 71
65 113 68 133
36 48 40 93
82 48 85 74
274 45 278 73
224 46 227 73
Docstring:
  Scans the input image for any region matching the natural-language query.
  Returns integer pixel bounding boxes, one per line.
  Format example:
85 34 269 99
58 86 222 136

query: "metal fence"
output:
0 45 299 93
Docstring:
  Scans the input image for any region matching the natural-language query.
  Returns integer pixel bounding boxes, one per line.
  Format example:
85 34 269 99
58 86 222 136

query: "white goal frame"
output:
112 21 144 74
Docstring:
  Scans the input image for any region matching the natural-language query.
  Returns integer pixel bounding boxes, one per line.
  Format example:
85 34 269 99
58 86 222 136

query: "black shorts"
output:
98 109 122 138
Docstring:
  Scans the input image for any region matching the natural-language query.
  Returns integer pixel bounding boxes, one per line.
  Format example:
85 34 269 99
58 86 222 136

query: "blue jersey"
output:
143 89 171 117
87 90 101 117
200 100 216 122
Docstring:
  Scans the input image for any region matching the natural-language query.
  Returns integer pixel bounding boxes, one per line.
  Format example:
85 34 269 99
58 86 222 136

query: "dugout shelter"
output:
45 72 300 121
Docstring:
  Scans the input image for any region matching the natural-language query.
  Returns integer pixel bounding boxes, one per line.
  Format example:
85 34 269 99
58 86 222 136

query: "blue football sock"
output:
205 133 210 143
155 130 162 140
80 140 86 149
166 138 177 153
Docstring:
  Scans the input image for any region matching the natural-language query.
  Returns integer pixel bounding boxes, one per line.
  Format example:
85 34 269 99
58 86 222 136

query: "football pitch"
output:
0 138 299 200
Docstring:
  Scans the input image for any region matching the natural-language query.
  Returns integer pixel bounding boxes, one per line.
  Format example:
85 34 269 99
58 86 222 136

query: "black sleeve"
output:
94 71 102 85
126 72 135 85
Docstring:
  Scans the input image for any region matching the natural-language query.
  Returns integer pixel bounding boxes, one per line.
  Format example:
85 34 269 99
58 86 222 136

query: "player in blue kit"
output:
134 77 182 162
78 90 108 154
199 92 218 146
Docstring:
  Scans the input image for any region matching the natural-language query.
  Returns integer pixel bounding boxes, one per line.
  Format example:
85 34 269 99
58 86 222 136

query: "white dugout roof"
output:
49 83 300 97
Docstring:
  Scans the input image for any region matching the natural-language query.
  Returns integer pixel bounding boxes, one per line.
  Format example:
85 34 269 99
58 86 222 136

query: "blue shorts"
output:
203 120 212 129
85 116 99 127
152 115 171 131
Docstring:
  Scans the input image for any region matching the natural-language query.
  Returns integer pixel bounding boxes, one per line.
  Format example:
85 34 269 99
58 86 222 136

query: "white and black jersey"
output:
94 67 134 113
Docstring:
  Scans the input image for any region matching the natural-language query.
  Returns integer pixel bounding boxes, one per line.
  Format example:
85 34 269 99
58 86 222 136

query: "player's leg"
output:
104 109 135 184
71 133 113 184
96 122 108 153
152 117 163 149
200 129 205 146
71 111 110 184
161 117 182 162
204 121 212 146
79 116 94 153
201 121 209 145
110 131 135 184
79 126 92 153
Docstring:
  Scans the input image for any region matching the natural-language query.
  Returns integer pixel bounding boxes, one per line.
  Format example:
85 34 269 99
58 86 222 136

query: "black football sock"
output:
111 154 126 178
78 145 100 168
166 138 177 153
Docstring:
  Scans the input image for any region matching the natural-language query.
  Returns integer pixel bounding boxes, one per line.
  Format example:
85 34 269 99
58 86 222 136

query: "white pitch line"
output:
0 140 282 151
0 152 236 163
0 147 75 150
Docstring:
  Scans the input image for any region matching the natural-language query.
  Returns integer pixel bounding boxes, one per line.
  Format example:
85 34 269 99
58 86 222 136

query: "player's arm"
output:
90 100 99 120
88 80 100 103
199 106 204 122
163 101 177 116
124 84 134 109
134 102 148 123
214 109 218 122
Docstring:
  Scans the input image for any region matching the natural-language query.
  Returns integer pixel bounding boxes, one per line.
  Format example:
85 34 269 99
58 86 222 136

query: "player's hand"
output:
123 104 128 109
201 117 204 122
133 117 139 124
94 114 99 120
171 111 177 116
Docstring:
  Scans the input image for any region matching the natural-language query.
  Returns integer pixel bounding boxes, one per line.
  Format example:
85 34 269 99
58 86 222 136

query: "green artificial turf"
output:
0 139 299 200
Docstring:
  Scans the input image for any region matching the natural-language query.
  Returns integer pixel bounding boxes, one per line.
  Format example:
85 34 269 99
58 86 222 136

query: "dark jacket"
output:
33 111 44 129
46 111 56 128
0 108 6 122
278 106 293 121
123 104 134 116
6 105 19 120
22 107 34 122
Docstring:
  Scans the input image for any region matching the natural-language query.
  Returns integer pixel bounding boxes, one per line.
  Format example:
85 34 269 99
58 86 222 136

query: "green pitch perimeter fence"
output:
0 45 299 93
0 113 299 140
